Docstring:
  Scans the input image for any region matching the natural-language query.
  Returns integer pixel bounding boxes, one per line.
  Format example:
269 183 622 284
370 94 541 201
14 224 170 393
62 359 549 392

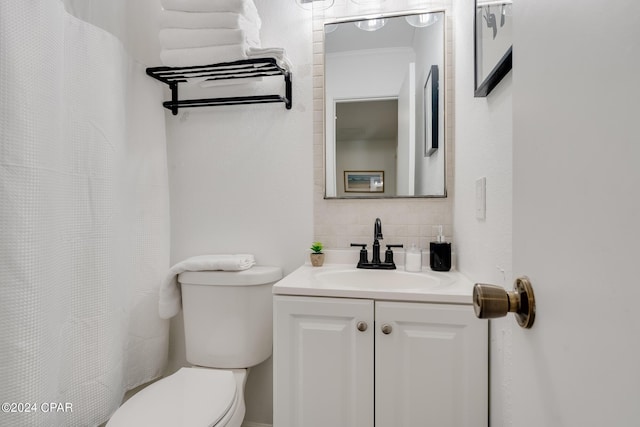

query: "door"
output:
511 1 640 425
273 295 374 427
375 301 487 427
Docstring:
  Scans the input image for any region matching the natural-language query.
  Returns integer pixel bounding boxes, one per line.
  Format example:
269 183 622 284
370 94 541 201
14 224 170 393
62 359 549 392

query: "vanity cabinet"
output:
273 295 488 427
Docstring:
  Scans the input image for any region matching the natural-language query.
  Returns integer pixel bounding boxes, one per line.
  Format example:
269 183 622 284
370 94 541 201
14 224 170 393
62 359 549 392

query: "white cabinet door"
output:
375 301 488 427
273 295 374 427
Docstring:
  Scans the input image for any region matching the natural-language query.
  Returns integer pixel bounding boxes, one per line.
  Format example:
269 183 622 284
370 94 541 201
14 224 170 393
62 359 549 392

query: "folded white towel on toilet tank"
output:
159 254 256 319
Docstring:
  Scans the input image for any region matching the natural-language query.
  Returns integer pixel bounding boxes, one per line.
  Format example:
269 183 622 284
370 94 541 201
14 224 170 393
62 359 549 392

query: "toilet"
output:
107 266 282 427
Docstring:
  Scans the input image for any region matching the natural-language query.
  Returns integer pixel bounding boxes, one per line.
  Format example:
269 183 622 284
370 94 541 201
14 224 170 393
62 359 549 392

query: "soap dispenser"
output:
430 225 451 272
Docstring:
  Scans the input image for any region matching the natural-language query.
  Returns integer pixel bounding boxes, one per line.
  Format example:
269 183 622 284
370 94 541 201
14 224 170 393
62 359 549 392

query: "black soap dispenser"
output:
430 225 451 272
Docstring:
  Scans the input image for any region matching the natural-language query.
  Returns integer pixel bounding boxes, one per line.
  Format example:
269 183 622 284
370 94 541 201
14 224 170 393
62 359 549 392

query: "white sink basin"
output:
313 268 447 291
273 254 474 304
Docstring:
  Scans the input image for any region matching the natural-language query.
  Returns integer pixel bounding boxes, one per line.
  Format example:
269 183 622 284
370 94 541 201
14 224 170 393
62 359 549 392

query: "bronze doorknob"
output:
473 276 536 329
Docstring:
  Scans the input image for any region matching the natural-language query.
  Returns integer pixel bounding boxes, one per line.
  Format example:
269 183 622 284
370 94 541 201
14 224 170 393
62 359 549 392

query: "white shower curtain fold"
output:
0 2 170 426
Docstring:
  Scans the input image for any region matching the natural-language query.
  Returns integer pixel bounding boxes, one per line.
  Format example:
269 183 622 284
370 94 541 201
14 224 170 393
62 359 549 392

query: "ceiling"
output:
325 14 418 54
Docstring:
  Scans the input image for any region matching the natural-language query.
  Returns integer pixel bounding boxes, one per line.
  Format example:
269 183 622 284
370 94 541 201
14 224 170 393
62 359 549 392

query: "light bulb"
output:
354 18 388 31
405 13 439 28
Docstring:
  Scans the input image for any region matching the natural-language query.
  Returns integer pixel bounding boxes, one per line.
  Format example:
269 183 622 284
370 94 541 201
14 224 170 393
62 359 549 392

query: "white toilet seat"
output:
107 368 245 427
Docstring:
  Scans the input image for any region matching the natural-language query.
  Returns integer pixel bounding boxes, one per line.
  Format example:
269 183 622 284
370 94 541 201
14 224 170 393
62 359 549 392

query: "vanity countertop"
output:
273 260 475 305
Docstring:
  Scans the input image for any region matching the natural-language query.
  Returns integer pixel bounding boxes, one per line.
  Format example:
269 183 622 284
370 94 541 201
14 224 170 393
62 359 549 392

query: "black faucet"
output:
372 218 383 264
351 218 403 270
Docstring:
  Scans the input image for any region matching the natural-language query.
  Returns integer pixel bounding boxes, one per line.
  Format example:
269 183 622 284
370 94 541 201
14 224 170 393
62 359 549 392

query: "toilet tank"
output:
178 266 282 369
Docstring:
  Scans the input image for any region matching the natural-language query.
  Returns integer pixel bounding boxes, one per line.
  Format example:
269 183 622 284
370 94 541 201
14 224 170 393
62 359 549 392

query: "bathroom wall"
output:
452 0 513 425
164 1 314 425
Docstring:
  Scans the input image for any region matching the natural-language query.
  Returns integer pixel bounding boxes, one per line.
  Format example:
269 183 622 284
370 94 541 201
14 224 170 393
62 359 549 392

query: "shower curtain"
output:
0 1 170 426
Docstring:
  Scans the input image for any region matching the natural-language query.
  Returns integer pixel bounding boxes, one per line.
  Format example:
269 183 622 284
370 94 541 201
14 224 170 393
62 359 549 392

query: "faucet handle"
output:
384 244 403 265
350 243 369 266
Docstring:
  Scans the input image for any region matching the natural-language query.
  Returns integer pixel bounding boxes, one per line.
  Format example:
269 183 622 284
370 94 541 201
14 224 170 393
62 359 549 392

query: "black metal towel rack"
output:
146 57 292 115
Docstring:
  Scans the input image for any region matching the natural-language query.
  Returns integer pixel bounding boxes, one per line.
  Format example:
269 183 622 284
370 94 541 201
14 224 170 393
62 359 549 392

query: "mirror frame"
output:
323 10 448 199
473 0 512 97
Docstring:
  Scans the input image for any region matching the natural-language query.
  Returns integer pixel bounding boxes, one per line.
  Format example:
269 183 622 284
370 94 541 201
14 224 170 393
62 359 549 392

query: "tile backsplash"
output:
314 194 453 250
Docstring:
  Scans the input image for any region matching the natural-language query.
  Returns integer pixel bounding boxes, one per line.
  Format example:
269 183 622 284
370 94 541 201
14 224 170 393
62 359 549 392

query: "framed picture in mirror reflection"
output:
344 171 384 193
424 65 439 157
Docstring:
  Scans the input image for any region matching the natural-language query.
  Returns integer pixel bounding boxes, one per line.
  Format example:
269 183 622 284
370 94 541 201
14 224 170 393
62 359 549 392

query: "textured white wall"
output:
452 0 513 425
164 1 314 424
62 0 162 66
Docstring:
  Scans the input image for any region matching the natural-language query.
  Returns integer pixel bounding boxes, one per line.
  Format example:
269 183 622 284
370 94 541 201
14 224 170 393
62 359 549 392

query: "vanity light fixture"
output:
354 18 388 31
405 13 440 28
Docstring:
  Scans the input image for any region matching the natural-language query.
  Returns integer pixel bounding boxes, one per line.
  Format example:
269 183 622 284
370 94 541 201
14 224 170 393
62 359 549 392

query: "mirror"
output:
324 11 446 198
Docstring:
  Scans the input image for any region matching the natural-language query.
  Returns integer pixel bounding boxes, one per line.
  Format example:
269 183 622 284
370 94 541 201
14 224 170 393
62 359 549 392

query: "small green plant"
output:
310 242 324 254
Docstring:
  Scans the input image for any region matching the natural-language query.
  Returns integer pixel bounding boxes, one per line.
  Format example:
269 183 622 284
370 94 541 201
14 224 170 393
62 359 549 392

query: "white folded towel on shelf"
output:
161 0 259 16
159 254 256 319
159 28 259 49
247 46 293 71
160 44 248 67
159 11 261 30
197 76 262 88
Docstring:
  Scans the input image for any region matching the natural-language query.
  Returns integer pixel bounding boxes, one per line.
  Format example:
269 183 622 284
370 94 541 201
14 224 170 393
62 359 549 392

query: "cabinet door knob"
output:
356 321 368 332
381 324 392 335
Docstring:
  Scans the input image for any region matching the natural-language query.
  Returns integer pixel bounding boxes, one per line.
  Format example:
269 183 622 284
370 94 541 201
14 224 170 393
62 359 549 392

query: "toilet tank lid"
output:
178 266 282 286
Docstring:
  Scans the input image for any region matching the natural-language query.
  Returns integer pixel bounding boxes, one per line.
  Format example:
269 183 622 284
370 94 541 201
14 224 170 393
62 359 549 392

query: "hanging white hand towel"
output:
159 11 261 30
160 44 248 67
159 254 256 319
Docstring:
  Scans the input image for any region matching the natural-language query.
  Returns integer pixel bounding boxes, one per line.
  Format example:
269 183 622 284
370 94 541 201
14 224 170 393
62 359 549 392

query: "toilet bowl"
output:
107 266 282 427
107 367 247 427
